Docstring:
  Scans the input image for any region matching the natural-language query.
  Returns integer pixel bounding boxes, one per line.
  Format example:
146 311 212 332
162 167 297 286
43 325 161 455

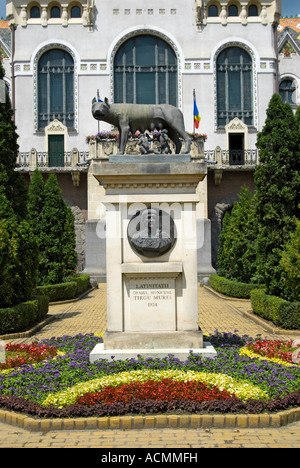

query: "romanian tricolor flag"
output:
193 94 201 129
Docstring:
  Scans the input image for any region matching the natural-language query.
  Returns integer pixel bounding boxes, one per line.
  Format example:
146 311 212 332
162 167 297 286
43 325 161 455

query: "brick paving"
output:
0 284 299 448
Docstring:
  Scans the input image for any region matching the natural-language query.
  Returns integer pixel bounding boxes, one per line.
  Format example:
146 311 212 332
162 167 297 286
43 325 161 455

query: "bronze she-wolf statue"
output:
92 98 191 155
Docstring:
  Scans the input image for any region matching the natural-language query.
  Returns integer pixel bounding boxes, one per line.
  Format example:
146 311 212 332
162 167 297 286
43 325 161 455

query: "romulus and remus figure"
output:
92 97 191 155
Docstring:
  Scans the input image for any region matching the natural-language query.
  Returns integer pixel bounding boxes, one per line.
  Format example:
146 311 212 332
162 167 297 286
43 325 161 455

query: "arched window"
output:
30 6 41 18
71 6 81 18
228 5 239 16
50 6 61 18
208 5 219 17
248 4 258 16
217 47 253 126
114 35 178 106
38 49 74 129
279 79 296 105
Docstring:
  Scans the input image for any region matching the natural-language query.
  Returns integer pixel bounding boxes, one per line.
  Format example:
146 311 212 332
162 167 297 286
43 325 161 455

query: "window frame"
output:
279 78 297 106
113 34 178 106
208 4 219 17
228 4 239 17
50 5 61 18
248 4 259 17
30 5 41 18
37 48 75 130
216 46 253 127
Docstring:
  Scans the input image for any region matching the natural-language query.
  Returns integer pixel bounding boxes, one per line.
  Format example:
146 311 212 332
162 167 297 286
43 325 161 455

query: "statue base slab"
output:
89 341 217 363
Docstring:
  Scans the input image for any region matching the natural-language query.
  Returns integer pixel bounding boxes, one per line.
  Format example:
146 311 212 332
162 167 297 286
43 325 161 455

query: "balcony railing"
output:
16 150 90 168
204 149 258 166
17 147 258 168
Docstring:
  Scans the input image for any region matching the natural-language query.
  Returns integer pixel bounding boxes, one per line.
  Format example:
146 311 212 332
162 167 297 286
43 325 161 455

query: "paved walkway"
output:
0 285 299 448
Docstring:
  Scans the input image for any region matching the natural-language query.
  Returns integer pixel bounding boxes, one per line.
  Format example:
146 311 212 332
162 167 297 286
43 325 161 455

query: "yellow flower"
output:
42 369 268 408
239 347 297 367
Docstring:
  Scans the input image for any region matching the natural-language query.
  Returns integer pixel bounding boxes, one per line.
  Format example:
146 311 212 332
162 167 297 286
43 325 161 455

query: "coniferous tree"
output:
254 94 300 297
39 174 77 285
28 168 45 247
280 218 300 302
217 187 258 283
0 192 38 307
0 60 27 219
0 61 38 307
62 205 78 273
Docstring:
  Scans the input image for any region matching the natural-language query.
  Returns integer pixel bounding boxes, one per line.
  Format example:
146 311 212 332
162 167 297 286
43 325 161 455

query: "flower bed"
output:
0 343 58 371
240 338 300 367
0 332 299 418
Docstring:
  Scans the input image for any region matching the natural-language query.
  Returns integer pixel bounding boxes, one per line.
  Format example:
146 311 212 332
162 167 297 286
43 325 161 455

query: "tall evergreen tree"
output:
0 61 38 307
39 174 77 285
62 205 78 272
28 168 45 246
217 187 258 283
0 60 27 219
254 94 300 297
0 192 38 307
280 218 300 302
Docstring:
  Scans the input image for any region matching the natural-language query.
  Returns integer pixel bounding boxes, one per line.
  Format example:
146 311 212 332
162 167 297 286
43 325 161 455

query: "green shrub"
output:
71 274 91 296
251 289 300 330
35 281 78 302
36 174 77 285
209 274 264 299
35 295 50 321
0 193 38 308
35 275 91 302
217 187 258 283
280 218 300 302
255 94 300 297
0 296 49 335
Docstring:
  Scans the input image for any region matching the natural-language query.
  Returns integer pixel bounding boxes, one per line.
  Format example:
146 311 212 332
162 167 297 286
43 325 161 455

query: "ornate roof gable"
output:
278 27 300 56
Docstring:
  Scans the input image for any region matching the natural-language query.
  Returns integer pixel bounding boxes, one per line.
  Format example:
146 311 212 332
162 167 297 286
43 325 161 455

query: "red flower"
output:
76 379 236 406
0 343 58 370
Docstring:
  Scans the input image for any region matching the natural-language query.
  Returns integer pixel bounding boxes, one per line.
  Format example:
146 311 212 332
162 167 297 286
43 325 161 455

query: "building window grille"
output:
217 47 253 126
114 35 178 106
279 79 296 105
228 5 239 16
30 6 40 18
208 5 219 17
38 49 74 129
71 6 81 18
50 6 61 18
248 4 258 16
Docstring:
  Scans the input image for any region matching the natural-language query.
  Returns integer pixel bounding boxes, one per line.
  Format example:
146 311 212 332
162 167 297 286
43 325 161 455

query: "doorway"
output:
48 135 64 167
228 133 244 165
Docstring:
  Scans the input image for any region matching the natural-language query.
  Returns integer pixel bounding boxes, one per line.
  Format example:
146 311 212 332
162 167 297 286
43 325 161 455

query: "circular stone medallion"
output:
127 207 176 258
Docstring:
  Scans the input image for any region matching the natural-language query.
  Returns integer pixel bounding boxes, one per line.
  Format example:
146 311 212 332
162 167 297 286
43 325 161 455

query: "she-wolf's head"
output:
92 97 110 120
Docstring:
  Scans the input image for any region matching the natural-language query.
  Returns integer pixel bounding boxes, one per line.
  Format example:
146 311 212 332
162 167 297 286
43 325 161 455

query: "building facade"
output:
3 0 298 279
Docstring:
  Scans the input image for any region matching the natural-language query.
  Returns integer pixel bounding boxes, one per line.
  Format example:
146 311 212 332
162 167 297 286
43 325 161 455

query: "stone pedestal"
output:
89 155 217 361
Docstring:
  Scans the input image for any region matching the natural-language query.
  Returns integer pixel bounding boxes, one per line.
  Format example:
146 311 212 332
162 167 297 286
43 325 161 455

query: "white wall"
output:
12 0 278 152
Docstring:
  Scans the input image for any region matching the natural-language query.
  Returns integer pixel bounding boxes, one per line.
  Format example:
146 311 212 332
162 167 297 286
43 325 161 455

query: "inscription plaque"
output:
128 277 176 331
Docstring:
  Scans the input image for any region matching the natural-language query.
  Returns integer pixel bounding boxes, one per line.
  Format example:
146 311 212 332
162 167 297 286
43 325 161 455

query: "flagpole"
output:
193 89 195 134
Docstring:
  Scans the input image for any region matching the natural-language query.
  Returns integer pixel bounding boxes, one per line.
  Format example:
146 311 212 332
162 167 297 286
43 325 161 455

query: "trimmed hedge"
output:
35 274 91 302
251 289 300 330
72 274 91 296
0 295 49 335
209 274 264 299
35 282 78 302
